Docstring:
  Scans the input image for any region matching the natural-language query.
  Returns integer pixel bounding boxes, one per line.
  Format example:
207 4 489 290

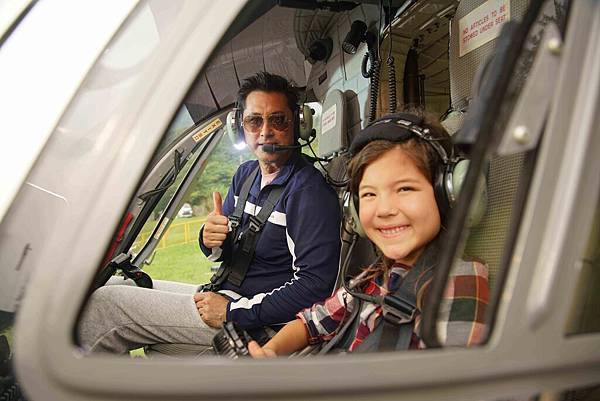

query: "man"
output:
196 72 341 332
78 72 341 354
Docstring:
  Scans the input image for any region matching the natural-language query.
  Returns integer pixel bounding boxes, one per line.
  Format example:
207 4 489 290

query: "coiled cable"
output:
361 46 378 79
362 45 381 123
386 0 397 113
387 55 397 113
367 59 381 123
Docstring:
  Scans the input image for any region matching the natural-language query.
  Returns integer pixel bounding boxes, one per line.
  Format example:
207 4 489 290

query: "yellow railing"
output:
134 218 206 251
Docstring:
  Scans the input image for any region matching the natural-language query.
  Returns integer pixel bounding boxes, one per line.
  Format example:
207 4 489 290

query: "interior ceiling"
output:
294 8 340 63
294 0 459 101
184 0 461 124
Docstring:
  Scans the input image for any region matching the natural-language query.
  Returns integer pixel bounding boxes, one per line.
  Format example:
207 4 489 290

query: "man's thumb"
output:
212 192 223 215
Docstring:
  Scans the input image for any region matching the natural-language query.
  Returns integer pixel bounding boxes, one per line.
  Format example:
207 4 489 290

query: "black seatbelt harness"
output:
321 260 434 354
227 181 283 286
202 166 284 291
357 262 434 352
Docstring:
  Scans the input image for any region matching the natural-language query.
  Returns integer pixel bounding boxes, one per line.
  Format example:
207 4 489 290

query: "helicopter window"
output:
566 188 600 336
153 105 196 158
417 0 574 347
134 128 252 284
85 0 571 356
129 133 201 260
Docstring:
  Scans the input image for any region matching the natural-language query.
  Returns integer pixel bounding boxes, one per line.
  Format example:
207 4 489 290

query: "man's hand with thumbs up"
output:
202 192 229 248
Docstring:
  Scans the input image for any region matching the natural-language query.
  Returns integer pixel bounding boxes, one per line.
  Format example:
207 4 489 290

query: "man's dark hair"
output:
237 71 299 112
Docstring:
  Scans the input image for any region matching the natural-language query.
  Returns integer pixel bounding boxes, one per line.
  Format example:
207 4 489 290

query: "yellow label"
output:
193 118 222 142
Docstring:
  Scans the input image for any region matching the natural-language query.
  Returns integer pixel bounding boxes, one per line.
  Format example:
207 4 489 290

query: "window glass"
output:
130 143 198 257
132 130 252 284
0 312 17 398
154 106 196 157
566 189 600 335
77 0 574 366
426 0 571 347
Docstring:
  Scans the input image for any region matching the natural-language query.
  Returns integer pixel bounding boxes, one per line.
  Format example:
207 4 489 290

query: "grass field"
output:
135 216 215 284
134 216 205 251
143 241 215 284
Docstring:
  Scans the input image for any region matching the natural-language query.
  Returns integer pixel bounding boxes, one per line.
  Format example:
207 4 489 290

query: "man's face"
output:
242 91 295 166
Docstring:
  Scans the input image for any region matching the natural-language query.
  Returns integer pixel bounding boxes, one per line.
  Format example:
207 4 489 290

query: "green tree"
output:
152 133 251 218
186 136 252 214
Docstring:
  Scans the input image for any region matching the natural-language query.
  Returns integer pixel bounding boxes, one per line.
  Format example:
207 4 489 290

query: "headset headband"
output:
346 113 488 235
349 113 457 165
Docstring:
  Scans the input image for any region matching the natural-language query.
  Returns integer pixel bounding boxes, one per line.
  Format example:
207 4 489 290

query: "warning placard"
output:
459 0 510 57
321 104 337 135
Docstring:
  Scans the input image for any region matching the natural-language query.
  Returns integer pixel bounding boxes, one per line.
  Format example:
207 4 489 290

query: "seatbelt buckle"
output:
381 294 416 325
248 215 261 232
199 263 228 292
198 282 220 293
229 215 240 229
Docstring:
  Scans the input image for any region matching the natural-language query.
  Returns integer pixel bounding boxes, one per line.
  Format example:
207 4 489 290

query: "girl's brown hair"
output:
347 110 449 282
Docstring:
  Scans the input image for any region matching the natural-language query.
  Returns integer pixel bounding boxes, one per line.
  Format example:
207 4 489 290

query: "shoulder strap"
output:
229 166 260 235
318 297 363 355
356 318 414 352
320 241 439 354
352 262 434 353
368 263 434 352
203 166 259 291
227 184 284 286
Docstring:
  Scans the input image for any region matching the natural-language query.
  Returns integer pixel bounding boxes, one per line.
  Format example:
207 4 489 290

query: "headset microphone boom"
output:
261 143 304 153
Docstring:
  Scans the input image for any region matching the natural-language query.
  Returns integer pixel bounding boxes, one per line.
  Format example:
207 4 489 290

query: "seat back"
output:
317 89 377 285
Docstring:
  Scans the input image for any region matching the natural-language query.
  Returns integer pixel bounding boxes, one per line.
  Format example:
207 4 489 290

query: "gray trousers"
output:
78 276 218 355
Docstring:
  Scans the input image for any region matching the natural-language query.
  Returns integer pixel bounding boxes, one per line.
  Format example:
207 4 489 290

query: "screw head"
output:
513 126 530 145
547 37 562 54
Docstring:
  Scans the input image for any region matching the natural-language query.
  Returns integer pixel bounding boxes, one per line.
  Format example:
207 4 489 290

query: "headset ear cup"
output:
450 159 488 227
348 193 366 238
434 166 451 225
448 159 468 203
226 110 242 146
235 108 244 143
297 104 314 141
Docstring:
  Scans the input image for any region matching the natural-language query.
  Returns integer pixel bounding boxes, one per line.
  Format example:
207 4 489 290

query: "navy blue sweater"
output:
199 153 341 329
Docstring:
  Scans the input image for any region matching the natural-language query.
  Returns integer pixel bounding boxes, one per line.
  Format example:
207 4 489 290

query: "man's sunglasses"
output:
242 113 291 133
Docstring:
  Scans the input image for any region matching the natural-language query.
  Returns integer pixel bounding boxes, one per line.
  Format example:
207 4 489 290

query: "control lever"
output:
212 322 252 359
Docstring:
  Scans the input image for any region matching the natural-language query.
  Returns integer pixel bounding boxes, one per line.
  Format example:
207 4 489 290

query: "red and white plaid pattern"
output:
298 259 489 351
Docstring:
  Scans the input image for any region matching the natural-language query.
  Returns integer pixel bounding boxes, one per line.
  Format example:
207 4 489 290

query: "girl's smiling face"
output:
358 145 441 265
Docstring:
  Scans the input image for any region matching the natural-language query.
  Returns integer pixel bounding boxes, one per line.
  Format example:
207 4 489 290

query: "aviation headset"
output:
226 99 314 147
346 113 487 237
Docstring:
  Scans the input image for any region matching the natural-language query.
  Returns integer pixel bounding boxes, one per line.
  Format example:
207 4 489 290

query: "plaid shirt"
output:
297 259 489 351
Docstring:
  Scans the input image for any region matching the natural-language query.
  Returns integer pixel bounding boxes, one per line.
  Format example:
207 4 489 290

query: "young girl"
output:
248 112 489 357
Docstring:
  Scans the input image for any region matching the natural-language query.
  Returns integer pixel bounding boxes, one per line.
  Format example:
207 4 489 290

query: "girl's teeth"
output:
380 226 406 235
